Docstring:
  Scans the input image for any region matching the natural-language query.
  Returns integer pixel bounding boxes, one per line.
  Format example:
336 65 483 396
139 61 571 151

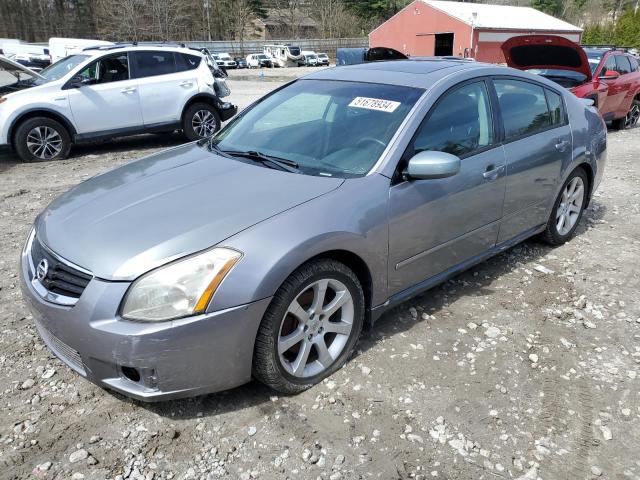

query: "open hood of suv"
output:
502 35 592 81
0 54 44 94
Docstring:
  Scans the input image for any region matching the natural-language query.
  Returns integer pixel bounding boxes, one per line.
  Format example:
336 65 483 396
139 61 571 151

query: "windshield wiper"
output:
222 150 300 173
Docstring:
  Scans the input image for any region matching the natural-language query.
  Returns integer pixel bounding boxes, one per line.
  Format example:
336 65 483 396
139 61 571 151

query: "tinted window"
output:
176 53 201 72
603 55 617 74
134 51 176 78
78 54 129 84
629 56 639 71
546 89 564 126
615 55 632 75
495 79 550 139
412 81 494 157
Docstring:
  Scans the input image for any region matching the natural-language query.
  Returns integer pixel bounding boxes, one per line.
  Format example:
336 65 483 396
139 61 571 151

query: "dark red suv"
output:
502 35 640 129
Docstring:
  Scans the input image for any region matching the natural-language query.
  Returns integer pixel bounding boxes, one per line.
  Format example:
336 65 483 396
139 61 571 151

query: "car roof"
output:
82 44 203 57
304 59 493 88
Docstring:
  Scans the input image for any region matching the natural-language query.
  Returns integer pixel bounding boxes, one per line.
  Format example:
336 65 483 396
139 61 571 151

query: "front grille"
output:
30 237 92 299
35 320 86 375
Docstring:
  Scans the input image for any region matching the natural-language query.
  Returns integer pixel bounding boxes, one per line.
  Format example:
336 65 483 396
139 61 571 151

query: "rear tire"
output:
612 98 640 130
253 259 365 394
541 167 588 246
182 103 221 141
14 117 71 162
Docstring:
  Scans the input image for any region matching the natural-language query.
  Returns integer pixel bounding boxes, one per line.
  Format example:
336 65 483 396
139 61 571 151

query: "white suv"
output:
0 44 236 162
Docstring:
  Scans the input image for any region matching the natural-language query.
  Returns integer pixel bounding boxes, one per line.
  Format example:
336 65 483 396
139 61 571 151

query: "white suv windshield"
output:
37 55 89 84
207 79 423 178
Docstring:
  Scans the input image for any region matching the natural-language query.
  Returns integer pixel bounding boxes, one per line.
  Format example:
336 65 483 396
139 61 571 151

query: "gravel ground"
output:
0 77 639 480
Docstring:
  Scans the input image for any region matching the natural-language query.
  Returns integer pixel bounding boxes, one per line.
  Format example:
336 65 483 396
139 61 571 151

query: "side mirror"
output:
65 75 94 89
599 70 620 80
405 150 461 180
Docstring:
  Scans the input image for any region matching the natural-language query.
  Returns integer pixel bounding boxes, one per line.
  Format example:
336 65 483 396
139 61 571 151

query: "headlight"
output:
121 247 242 322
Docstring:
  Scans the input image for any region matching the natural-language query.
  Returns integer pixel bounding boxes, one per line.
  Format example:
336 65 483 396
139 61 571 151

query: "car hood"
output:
501 35 592 81
0 54 45 95
36 143 344 281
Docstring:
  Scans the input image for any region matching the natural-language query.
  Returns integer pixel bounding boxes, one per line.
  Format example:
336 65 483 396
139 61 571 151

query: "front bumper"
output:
20 244 271 402
219 102 238 122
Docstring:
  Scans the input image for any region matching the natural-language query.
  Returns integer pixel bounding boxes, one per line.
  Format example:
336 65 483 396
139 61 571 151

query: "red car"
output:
502 35 640 129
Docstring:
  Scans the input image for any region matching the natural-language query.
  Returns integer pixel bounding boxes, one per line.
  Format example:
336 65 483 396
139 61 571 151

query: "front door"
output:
493 78 570 242
388 80 506 295
68 53 143 134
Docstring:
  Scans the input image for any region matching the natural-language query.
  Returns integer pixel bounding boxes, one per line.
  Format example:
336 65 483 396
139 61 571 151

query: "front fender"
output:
209 174 391 312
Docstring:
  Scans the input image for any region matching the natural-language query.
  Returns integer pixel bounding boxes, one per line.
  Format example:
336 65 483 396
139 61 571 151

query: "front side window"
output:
77 54 129 84
615 55 632 75
208 79 423 178
494 79 551 140
602 55 617 74
37 54 89 84
411 81 494 158
133 51 176 78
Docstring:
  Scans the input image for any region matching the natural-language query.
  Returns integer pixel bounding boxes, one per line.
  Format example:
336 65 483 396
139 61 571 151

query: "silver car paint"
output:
20 60 607 401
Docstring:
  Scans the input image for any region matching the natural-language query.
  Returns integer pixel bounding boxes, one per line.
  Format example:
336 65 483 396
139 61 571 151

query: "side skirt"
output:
73 121 182 144
369 223 545 324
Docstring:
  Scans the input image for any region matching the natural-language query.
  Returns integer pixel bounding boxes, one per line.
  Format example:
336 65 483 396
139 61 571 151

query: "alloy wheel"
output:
26 126 63 160
278 279 354 378
625 103 640 129
191 110 218 137
556 176 585 236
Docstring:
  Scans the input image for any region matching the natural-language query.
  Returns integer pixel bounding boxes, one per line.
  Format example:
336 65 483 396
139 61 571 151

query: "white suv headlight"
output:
121 248 242 322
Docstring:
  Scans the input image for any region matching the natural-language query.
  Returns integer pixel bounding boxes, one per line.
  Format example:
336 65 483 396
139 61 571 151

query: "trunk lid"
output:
501 35 592 81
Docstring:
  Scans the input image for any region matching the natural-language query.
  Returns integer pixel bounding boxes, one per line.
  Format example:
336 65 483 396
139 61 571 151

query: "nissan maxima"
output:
20 59 607 401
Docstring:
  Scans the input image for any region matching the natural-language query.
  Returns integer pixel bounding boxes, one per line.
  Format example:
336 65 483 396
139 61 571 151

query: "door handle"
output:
555 139 569 152
179 81 193 87
120 87 137 94
483 164 505 181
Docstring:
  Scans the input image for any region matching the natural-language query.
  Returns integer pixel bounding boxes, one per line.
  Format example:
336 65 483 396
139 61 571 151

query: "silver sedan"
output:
20 59 606 401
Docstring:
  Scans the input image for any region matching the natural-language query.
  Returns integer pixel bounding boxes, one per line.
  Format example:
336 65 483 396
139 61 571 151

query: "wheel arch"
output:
577 162 595 208
181 93 224 121
9 108 77 146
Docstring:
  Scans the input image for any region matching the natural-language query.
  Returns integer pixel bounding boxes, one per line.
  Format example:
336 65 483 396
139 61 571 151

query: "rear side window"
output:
412 81 494 157
629 56 639 72
545 89 565 127
133 51 176 78
615 55 632 75
176 53 201 72
494 79 550 140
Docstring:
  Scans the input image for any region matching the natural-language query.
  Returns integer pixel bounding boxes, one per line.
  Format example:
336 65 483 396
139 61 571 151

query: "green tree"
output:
530 0 562 16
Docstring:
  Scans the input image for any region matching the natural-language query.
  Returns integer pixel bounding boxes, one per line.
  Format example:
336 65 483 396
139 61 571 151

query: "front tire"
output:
182 103 221 141
541 167 588 245
612 98 640 130
14 117 71 162
253 259 365 394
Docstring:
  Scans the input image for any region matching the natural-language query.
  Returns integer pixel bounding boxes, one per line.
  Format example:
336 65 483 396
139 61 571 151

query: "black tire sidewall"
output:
254 260 365 392
546 168 589 244
182 103 221 141
14 117 71 162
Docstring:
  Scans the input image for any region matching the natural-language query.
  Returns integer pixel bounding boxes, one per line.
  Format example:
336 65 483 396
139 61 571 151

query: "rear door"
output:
387 79 506 295
132 50 199 126
493 78 571 242
68 52 143 134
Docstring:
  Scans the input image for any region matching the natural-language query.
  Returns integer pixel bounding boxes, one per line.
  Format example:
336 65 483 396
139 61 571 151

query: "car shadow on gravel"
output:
0 133 187 174
132 200 606 419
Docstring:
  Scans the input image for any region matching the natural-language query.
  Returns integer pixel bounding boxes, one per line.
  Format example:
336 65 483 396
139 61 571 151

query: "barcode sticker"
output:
348 97 401 113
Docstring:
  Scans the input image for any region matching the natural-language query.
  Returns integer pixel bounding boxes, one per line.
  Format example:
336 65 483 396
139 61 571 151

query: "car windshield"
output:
36 54 89 84
585 50 603 74
205 79 423 178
